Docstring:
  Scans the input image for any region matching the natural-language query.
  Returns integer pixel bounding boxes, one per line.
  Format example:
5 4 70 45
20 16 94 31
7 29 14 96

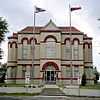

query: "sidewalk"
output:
0 87 42 93
0 86 100 97
61 87 100 97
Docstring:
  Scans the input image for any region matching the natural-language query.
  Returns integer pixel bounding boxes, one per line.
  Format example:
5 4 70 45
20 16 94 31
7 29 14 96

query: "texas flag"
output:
70 7 81 12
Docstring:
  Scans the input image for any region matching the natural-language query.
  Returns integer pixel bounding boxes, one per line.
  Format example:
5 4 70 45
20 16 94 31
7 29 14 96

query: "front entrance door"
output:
45 71 56 84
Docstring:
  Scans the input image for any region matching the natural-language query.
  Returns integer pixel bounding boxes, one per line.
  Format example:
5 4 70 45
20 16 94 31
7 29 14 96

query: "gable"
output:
40 20 60 31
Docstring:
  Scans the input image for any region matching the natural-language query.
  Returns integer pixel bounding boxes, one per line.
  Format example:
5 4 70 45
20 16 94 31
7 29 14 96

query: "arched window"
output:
9 42 17 60
73 40 79 60
21 37 29 44
11 42 17 48
30 37 37 44
46 38 56 58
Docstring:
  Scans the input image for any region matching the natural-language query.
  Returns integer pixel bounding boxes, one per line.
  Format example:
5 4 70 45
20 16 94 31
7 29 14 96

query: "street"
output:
0 96 100 100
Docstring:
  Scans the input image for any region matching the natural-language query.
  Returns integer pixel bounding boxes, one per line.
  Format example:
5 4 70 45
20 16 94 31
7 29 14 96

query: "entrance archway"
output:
42 62 59 84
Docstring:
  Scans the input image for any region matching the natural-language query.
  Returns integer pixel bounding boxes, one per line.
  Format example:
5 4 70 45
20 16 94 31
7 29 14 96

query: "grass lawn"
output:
0 83 27 87
0 93 40 96
80 83 100 90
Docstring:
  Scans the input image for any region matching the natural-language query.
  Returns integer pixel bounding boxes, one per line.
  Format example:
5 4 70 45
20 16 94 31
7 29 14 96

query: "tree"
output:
94 67 99 84
0 48 3 59
0 68 6 83
0 17 8 43
0 63 7 84
0 17 8 59
81 72 87 86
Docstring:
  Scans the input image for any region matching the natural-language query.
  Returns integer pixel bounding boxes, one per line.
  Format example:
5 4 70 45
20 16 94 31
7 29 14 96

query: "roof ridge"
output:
18 26 82 33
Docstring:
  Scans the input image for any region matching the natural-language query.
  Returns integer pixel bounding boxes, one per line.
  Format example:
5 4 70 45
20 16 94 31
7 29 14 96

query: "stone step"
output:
40 88 65 96
44 84 59 88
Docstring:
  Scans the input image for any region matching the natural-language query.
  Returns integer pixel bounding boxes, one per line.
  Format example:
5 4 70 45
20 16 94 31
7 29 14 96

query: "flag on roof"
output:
35 6 46 13
70 7 81 12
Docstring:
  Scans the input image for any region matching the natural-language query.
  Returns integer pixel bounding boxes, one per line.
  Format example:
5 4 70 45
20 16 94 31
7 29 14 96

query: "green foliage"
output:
0 67 7 83
1 63 7 68
94 67 100 84
80 84 100 90
81 72 87 86
0 17 8 43
0 83 25 87
94 72 99 84
0 17 8 59
0 93 40 96
0 48 3 59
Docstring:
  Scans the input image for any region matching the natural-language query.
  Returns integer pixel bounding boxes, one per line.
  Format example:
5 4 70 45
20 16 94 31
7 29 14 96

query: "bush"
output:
81 72 86 86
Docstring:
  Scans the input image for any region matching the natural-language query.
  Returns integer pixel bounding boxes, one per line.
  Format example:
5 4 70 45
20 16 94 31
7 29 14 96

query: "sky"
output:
0 0 100 72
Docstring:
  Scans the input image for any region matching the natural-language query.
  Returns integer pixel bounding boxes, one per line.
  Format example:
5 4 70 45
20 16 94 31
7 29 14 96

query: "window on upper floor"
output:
22 45 29 59
73 40 79 60
46 38 56 58
65 40 70 59
22 45 31 59
84 44 92 62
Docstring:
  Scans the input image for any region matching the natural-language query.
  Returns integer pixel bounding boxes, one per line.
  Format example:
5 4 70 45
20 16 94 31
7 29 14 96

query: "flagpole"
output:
69 3 74 85
31 6 46 84
31 7 36 83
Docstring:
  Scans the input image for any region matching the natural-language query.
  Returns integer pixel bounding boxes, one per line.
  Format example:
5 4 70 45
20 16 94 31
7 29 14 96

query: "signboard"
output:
78 77 81 85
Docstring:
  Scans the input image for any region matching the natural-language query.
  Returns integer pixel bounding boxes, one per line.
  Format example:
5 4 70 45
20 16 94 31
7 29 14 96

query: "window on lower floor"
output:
85 68 93 78
22 66 26 78
74 67 79 78
66 67 71 77
11 67 16 78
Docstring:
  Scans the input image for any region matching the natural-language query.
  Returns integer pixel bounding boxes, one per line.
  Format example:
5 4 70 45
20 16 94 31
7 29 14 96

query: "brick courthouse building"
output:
7 20 94 85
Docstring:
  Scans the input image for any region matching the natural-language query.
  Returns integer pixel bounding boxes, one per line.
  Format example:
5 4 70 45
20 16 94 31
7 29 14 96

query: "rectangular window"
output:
46 42 56 58
88 49 91 61
85 68 92 78
22 66 26 78
65 47 70 59
74 67 79 78
66 67 71 77
73 47 79 60
11 67 16 78
22 45 31 59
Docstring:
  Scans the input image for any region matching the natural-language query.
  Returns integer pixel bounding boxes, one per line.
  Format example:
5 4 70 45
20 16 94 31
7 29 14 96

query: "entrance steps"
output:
44 84 59 88
65 85 79 89
40 84 65 96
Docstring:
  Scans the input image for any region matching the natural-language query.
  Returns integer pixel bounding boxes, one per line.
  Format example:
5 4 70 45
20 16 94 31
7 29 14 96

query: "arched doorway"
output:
42 62 59 84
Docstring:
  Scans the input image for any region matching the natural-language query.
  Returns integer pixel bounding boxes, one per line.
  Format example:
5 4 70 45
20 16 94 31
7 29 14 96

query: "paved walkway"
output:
62 88 100 97
0 87 42 93
0 85 100 97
